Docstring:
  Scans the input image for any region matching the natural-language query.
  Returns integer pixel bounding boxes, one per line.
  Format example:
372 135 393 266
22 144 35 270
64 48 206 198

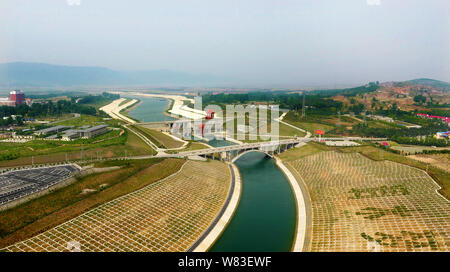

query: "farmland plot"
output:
2 160 230 252
289 151 450 252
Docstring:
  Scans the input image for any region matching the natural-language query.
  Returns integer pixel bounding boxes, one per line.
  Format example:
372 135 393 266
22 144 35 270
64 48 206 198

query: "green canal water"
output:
126 96 175 122
206 139 236 148
210 152 297 252
128 101 297 252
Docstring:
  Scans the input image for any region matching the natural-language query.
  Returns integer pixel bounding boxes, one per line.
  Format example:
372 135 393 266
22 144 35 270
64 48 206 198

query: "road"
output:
276 112 312 138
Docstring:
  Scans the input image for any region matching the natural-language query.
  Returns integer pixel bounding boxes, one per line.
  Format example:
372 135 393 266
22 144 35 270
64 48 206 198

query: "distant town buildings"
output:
0 90 30 106
0 97 15 107
10 90 25 105
435 131 450 139
32 124 109 141
417 113 450 126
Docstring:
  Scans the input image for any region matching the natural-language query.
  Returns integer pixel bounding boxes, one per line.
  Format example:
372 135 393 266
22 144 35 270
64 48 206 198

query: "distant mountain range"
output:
0 62 228 87
1 62 449 91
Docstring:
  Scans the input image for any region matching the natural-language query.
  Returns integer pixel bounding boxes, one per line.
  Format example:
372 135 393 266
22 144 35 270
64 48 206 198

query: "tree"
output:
413 95 426 104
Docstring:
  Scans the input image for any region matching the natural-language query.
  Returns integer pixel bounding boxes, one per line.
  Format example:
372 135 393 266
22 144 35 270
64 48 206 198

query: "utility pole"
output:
32 156 34 166
337 111 341 127
302 93 306 118
363 94 368 125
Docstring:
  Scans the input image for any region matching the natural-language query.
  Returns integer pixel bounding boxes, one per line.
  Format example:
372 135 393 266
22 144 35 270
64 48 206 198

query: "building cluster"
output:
0 90 32 107
34 124 109 141
61 125 108 141
369 115 394 123
368 114 422 129
417 113 450 125
435 131 450 139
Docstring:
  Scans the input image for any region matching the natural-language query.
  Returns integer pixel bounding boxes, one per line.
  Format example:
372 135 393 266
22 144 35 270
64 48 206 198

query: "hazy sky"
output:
1 0 449 87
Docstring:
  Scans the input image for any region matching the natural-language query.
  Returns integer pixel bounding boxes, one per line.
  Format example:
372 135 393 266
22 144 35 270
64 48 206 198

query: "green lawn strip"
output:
124 127 157 155
166 141 209 154
278 142 331 161
118 99 141 123
283 112 335 133
119 99 131 107
138 126 184 149
130 125 165 148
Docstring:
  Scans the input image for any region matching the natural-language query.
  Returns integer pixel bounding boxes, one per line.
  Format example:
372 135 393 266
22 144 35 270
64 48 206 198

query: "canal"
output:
210 151 297 252
128 100 297 252
126 96 175 122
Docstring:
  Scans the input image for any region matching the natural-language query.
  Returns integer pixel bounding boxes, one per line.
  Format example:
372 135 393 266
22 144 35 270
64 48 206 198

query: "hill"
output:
0 62 226 87
331 79 450 112
400 78 450 91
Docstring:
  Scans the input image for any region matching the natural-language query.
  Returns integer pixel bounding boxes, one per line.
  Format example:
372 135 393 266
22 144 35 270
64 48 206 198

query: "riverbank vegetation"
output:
138 125 184 149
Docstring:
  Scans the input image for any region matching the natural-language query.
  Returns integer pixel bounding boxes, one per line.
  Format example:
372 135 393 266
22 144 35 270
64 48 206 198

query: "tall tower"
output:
10 90 25 106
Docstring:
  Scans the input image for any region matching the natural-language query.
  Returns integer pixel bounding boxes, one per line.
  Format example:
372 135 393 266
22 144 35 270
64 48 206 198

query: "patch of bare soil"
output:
408 154 449 173
80 188 97 195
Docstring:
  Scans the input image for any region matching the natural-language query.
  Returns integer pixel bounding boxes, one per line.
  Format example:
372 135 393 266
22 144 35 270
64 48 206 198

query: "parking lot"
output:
0 165 80 206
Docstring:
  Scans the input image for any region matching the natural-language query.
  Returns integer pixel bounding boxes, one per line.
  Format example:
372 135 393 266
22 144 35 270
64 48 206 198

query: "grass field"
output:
56 114 120 127
288 151 450 252
366 120 399 129
391 145 450 155
124 128 157 155
340 145 450 200
285 121 334 134
166 141 210 154
283 112 334 133
80 97 119 110
408 154 450 173
119 99 131 107
118 100 141 123
2 160 230 252
0 158 184 248
278 142 331 161
0 128 156 167
138 125 184 149
130 125 164 148
279 122 306 137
